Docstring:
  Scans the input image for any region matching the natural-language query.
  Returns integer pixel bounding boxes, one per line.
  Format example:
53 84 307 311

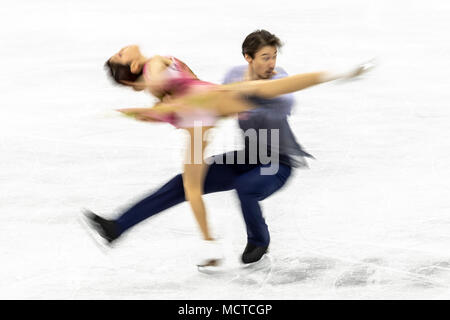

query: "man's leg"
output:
87 160 240 242
234 164 292 262
115 174 186 234
84 174 187 243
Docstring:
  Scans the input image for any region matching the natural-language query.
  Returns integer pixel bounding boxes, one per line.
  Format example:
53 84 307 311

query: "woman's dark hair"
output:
104 60 142 85
242 29 282 58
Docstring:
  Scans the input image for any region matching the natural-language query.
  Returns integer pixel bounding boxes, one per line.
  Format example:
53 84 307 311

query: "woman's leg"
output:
221 72 325 99
220 62 371 99
182 126 214 240
118 63 371 121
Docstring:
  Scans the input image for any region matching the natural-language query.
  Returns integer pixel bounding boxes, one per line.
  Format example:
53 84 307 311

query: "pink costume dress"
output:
143 56 218 128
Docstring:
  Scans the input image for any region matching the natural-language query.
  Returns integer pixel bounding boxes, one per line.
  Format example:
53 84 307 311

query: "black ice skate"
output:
241 242 269 264
82 210 121 244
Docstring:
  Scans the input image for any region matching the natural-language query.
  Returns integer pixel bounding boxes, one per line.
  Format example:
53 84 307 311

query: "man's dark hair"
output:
242 29 282 58
104 60 142 85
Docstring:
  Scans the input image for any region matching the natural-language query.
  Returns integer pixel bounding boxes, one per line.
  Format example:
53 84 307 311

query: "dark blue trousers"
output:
116 156 292 247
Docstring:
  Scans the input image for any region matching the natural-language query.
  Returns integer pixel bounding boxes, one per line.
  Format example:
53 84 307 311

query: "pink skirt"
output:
154 77 219 128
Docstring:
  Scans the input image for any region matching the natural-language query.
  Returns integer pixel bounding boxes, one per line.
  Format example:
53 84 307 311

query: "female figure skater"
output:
102 44 371 265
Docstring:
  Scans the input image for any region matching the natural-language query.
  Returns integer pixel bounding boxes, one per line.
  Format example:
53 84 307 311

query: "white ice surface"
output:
1 0 450 299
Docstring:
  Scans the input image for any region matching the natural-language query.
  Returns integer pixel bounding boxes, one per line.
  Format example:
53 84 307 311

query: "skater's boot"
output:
241 242 269 264
196 239 223 267
83 210 121 244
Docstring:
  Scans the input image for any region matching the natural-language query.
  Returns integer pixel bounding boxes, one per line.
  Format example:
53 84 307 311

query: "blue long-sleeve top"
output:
222 65 313 167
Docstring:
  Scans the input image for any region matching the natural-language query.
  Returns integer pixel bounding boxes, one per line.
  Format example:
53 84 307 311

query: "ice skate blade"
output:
197 258 222 268
241 254 271 269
